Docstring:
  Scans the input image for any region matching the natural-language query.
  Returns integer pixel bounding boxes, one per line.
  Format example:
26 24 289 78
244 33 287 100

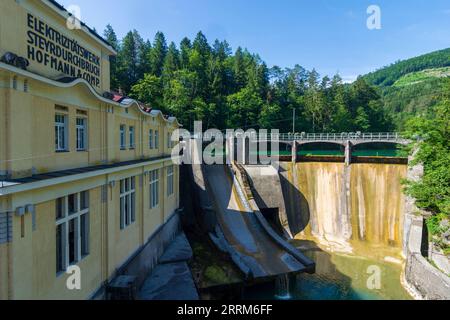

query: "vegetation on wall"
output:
404 79 450 252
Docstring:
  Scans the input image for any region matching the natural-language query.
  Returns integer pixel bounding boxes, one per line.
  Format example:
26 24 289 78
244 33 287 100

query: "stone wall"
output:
403 156 450 300
404 214 450 299
429 244 450 275
92 212 182 299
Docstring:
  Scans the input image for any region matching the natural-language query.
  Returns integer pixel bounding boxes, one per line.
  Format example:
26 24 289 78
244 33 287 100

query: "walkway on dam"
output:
202 164 314 278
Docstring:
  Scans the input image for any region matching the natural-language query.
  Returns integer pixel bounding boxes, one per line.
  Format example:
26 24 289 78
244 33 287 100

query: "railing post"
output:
292 141 297 163
345 140 352 166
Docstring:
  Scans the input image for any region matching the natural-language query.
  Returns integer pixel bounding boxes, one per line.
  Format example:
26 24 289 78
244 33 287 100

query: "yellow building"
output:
0 0 181 299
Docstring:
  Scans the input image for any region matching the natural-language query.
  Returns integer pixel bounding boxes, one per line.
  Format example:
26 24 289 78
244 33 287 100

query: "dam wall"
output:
245 158 450 299
245 161 408 257
403 159 450 300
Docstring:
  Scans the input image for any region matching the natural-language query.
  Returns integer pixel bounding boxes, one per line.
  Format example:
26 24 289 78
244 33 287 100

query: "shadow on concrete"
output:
180 163 217 235
278 166 311 236
203 165 311 277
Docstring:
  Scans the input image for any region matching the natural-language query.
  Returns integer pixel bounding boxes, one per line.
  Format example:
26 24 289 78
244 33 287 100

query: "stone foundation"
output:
92 212 182 299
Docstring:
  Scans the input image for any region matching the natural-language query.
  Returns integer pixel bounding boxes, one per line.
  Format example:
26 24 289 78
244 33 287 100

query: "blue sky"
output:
59 0 450 82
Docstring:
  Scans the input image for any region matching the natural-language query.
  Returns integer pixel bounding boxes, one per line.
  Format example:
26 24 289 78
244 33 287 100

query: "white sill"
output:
56 255 89 278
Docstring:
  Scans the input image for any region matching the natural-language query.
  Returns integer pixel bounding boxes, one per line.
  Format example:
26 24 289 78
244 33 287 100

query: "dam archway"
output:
296 142 345 156
351 142 405 157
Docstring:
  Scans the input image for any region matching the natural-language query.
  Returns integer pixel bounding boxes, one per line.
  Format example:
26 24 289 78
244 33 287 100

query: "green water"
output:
297 149 404 157
351 149 405 157
244 249 412 300
207 149 405 157
297 150 344 156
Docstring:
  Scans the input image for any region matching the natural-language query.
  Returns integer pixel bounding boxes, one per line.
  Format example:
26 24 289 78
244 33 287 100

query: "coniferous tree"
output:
103 25 120 91
233 47 247 91
111 27 393 132
162 42 180 84
179 37 192 69
149 32 168 77
138 40 152 78
117 30 140 93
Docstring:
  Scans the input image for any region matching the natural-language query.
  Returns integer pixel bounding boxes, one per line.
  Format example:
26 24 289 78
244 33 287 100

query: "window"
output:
120 125 126 149
76 118 87 151
68 193 78 215
129 126 135 149
120 177 136 229
149 169 159 209
149 129 153 149
167 166 174 196
56 191 90 274
55 114 68 151
154 130 159 150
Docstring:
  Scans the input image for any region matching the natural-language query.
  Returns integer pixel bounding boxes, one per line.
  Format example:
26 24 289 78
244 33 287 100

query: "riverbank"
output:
244 239 411 300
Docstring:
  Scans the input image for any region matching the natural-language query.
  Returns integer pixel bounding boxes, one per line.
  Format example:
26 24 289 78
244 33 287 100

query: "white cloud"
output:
342 75 358 84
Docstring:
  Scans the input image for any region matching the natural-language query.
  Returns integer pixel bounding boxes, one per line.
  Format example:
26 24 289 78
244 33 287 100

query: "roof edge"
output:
0 62 182 127
41 0 117 55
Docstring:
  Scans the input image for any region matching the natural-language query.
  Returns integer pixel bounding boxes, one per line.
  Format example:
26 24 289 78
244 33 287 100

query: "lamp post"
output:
292 108 296 134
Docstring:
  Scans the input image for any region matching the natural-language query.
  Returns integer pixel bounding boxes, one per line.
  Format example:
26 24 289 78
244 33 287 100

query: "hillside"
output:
393 67 450 87
364 48 450 87
362 48 450 129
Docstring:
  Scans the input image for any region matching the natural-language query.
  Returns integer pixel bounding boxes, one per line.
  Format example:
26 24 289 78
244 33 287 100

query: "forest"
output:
103 26 392 133
364 48 450 87
404 79 450 252
363 48 450 130
101 25 449 249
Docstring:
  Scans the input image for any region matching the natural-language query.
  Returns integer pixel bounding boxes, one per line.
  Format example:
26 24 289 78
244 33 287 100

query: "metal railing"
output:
254 132 401 142
191 132 402 142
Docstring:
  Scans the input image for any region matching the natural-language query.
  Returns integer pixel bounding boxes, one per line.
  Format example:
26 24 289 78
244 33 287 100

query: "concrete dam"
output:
185 139 315 284
240 159 415 300
184 134 449 299
245 162 407 260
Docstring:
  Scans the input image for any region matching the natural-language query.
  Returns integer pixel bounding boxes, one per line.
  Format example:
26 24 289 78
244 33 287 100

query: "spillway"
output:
246 161 408 259
242 160 411 299
187 139 315 281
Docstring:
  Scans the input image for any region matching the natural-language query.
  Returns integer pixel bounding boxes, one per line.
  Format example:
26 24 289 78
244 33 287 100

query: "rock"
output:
442 230 450 246
439 218 449 229
443 229 450 239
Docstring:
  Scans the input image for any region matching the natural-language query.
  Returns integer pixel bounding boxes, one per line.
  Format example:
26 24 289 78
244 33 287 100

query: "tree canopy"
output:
404 79 450 251
104 27 391 133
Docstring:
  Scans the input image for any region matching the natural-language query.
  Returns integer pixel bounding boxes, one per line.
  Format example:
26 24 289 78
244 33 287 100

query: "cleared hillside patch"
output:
393 67 450 87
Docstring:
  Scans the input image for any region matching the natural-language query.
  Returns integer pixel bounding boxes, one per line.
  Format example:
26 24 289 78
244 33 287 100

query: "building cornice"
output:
39 0 117 55
0 62 182 127
0 156 178 196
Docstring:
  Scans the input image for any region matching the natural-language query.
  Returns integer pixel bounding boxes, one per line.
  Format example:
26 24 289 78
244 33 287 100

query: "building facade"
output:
0 0 181 299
